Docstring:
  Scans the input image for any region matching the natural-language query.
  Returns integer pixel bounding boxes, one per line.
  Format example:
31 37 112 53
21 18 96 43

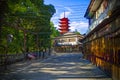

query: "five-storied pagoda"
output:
59 12 70 34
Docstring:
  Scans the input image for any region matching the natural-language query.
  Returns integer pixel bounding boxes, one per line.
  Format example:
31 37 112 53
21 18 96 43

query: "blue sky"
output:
44 0 90 34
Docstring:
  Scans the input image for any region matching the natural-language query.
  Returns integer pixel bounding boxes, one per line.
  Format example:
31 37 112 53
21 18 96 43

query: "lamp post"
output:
4 34 13 69
7 34 13 43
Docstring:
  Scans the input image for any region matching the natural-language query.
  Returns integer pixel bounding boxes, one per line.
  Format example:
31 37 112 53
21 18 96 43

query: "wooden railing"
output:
0 51 51 68
0 54 25 66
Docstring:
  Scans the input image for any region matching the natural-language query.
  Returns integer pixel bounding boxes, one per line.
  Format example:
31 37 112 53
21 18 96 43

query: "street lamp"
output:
4 34 13 69
7 34 13 43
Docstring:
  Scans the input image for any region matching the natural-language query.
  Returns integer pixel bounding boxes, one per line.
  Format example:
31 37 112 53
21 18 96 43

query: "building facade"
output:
54 32 84 53
83 0 120 80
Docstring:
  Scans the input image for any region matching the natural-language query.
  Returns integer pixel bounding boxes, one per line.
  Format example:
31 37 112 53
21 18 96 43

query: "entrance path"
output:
0 53 112 80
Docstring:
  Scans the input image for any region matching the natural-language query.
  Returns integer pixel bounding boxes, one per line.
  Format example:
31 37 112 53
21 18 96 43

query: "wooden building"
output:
54 32 84 53
83 0 120 80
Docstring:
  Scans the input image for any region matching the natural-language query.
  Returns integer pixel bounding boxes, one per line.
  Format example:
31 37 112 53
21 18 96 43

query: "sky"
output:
44 0 90 34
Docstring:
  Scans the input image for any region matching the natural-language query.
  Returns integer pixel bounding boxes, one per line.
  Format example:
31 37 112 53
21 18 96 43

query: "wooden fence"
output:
0 54 25 67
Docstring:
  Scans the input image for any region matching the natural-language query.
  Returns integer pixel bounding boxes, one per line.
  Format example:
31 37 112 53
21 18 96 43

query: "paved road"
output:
0 53 112 80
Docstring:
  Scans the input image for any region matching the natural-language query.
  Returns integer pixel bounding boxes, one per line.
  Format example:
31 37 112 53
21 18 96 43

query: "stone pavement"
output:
0 53 112 80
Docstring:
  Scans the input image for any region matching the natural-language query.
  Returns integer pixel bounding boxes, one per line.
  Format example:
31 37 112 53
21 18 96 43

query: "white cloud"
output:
64 7 73 12
60 7 72 18
60 11 71 18
69 21 88 34
51 16 59 20
54 24 59 29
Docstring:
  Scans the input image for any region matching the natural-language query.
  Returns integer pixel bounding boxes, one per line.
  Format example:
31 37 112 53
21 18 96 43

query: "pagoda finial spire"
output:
64 11 65 18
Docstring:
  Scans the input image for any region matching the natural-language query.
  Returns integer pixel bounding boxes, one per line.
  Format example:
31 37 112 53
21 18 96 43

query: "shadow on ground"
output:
0 53 112 80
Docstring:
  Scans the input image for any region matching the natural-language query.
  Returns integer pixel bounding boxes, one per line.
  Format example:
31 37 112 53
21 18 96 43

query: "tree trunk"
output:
23 32 27 53
0 0 8 44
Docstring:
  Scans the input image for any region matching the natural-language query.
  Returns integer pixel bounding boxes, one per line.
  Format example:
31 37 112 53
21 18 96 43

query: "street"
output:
0 53 112 80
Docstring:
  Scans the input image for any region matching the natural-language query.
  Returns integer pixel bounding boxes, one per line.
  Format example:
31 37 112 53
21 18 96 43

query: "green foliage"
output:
74 29 81 35
0 0 56 54
50 22 60 47
50 22 60 38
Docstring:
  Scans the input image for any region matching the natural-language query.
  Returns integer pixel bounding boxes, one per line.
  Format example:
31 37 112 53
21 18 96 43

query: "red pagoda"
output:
59 13 70 34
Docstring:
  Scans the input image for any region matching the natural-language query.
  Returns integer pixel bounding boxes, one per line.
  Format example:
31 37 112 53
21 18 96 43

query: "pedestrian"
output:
28 53 35 60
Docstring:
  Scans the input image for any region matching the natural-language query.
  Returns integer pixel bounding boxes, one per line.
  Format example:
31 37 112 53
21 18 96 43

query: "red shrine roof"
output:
59 27 69 30
59 18 69 21
59 25 70 27
59 22 69 24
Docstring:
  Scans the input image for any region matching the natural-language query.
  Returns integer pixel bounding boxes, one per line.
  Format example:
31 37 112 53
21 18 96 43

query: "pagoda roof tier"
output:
59 29 70 32
59 25 70 27
59 21 70 24
60 31 68 33
59 18 69 21
59 24 69 26
59 21 69 23
59 28 69 30
59 24 70 26
59 27 69 29
59 18 69 20
58 28 70 30
59 20 69 21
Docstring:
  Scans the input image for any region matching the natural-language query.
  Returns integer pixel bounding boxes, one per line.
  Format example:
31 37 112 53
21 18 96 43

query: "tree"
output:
0 0 56 54
74 29 81 35
0 0 9 44
50 22 60 47
50 22 60 38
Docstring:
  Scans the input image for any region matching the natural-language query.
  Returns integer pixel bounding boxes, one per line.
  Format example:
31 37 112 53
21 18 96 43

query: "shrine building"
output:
53 32 84 53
